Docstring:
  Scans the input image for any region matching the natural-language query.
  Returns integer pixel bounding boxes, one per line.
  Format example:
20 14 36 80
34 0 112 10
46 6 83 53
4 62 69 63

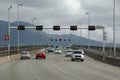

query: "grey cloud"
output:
14 0 63 9
0 0 120 42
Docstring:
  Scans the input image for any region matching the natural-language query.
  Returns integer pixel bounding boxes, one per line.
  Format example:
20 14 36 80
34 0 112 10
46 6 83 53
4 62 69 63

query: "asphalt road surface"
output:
0 52 120 80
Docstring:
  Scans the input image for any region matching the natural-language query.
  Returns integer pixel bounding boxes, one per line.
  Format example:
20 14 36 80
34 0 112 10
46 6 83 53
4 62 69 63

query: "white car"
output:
55 48 62 54
20 51 30 59
47 47 55 52
65 50 72 57
71 50 84 61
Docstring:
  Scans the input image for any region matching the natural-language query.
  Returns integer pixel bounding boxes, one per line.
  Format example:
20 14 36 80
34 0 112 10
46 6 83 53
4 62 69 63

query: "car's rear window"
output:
73 51 82 54
21 51 29 54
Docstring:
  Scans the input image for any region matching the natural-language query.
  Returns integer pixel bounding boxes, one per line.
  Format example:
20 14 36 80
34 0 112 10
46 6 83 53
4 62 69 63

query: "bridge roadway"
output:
0 51 120 80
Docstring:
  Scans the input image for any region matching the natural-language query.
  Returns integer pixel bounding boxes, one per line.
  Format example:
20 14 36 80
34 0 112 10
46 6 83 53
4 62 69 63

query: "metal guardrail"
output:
0 46 41 57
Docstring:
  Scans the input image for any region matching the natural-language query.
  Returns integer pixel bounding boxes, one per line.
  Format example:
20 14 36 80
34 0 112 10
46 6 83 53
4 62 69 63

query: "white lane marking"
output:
8 56 11 60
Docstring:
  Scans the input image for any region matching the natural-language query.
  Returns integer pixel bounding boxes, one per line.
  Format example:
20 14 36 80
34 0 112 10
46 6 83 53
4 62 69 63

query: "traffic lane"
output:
28 53 120 80
0 53 71 80
0 52 120 80
0 54 77 80
0 59 36 80
0 52 38 80
28 53 78 80
48 53 120 80
27 58 73 80
0 52 39 80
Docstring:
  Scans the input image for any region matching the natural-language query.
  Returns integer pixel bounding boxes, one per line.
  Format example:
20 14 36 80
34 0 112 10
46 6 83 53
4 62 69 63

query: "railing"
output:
0 45 43 57
71 45 120 58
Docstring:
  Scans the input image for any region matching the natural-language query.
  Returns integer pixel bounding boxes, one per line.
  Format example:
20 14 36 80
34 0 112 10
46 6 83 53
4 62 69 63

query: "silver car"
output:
20 51 30 59
47 47 55 52
71 50 84 61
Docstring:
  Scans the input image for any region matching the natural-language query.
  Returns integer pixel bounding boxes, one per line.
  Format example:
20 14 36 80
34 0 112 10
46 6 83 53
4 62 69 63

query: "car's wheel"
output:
21 57 23 59
44 57 46 59
81 59 84 62
71 59 74 61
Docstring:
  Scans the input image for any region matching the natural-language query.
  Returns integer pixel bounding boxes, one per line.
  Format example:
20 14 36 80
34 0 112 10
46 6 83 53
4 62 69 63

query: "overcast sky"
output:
0 0 120 43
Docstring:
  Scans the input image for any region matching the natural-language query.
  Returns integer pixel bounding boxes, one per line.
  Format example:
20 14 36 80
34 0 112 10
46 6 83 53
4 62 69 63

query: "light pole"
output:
79 22 82 47
17 4 22 53
103 28 106 53
113 0 116 57
8 5 12 60
32 17 36 50
86 12 91 49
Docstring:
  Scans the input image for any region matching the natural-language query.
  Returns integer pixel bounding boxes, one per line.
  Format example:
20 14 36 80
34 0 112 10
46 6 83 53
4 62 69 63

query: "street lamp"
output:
86 12 91 49
17 4 22 53
79 22 82 47
8 5 12 60
33 17 36 50
113 0 116 57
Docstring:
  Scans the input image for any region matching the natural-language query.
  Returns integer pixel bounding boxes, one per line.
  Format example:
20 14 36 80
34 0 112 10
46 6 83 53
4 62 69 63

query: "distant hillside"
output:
0 20 49 46
11 21 34 26
0 20 9 46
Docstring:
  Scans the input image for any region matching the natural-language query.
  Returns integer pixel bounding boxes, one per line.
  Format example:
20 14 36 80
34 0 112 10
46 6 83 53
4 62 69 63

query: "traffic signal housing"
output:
70 25 77 30
88 26 95 31
53 25 60 30
103 32 107 40
36 25 43 30
18 25 25 30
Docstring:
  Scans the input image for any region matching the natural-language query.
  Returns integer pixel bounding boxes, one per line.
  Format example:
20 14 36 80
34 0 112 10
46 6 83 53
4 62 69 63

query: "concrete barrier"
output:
84 49 120 67
84 50 103 60
104 56 120 66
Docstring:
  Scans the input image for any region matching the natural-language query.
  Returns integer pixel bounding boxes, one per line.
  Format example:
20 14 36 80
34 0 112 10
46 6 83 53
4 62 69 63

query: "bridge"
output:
0 0 119 79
